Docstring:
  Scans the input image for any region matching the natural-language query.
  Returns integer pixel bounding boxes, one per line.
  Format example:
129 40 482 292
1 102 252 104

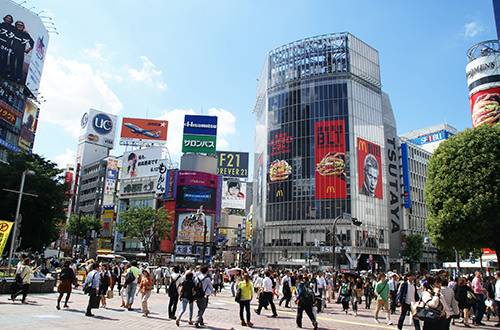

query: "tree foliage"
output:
65 214 101 242
402 234 424 266
115 205 173 258
0 152 67 252
424 124 500 263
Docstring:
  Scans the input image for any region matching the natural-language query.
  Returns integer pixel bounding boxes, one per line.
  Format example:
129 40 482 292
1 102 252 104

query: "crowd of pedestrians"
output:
6 254 500 329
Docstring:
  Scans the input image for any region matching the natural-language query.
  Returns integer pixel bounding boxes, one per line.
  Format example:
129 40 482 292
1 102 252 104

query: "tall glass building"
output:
253 33 398 270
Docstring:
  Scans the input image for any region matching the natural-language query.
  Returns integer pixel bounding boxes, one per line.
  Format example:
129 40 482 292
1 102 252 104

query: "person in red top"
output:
139 269 153 317
471 271 486 326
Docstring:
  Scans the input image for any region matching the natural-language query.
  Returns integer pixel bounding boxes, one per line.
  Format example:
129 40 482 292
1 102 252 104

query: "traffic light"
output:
470 253 475 264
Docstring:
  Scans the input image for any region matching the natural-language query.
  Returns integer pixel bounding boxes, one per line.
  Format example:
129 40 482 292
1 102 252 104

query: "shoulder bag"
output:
415 294 441 323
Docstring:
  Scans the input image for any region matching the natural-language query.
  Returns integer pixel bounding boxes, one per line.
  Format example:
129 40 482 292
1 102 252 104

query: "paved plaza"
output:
0 286 497 330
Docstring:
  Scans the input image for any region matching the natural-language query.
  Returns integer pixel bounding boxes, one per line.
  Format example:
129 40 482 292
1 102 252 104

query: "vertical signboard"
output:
164 169 178 200
18 98 39 152
357 138 383 199
315 120 346 199
101 206 114 238
105 158 118 192
400 143 412 209
268 129 293 203
155 159 168 194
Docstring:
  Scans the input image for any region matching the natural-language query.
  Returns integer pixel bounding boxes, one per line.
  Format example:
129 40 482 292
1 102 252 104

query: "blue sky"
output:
24 0 495 171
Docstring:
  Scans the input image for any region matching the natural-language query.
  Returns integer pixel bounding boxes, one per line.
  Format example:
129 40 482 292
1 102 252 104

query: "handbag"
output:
15 273 23 285
466 291 477 305
84 273 96 295
235 287 241 302
415 297 441 322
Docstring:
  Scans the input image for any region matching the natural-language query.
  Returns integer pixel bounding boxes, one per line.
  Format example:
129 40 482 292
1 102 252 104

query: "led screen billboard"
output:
469 87 500 127
122 146 162 179
79 109 117 149
0 0 50 96
176 171 218 212
221 179 246 209
18 98 39 152
268 128 293 203
216 151 249 178
177 212 213 243
315 120 346 199
120 117 168 143
357 137 383 199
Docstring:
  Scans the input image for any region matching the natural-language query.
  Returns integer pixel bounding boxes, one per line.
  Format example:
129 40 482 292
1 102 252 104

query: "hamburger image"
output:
316 152 345 177
472 92 500 127
269 159 292 181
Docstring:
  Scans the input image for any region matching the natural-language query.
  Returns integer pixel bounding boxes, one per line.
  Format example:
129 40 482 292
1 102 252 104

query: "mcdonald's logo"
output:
276 190 283 197
358 139 367 152
326 186 335 194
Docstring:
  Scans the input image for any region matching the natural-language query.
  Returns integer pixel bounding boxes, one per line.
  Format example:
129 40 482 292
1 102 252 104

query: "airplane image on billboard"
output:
120 117 168 143
124 122 162 139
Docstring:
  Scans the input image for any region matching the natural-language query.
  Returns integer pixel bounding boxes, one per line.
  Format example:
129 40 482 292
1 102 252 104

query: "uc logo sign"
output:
93 114 113 135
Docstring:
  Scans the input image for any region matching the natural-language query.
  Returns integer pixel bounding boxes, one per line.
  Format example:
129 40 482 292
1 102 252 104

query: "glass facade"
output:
253 33 394 270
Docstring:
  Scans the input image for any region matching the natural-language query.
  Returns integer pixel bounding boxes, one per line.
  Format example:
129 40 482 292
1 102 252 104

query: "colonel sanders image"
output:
359 154 379 197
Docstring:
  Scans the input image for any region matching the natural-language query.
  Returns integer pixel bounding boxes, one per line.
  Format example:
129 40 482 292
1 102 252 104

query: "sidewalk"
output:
0 286 496 329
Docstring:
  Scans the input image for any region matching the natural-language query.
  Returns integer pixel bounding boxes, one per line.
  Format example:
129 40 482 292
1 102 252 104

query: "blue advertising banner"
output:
410 131 453 146
401 143 412 209
183 115 218 136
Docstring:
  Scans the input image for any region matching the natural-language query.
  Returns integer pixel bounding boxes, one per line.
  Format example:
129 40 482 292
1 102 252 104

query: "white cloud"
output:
464 21 484 39
82 43 109 63
128 56 166 89
38 55 123 138
156 107 238 160
52 148 77 170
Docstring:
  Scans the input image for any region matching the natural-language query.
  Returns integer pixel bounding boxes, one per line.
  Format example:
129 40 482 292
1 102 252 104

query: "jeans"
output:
126 282 137 305
178 297 194 322
239 299 251 322
296 303 316 328
196 296 208 324
375 298 391 321
474 293 486 324
398 302 420 330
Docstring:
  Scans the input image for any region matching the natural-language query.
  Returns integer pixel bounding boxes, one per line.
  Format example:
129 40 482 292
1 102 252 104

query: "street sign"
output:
343 213 351 220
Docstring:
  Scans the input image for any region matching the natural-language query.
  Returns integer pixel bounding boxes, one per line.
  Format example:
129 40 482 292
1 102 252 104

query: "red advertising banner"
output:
0 103 17 125
315 120 346 199
270 132 292 156
469 87 500 128
120 117 168 142
357 138 383 199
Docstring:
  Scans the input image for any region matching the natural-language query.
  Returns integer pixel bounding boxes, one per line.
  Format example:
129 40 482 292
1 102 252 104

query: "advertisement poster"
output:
0 220 14 256
120 117 168 143
164 169 178 201
221 179 246 209
122 146 162 179
176 171 218 212
18 99 39 152
101 206 114 238
315 120 346 199
469 87 500 127
357 138 383 199
105 158 118 192
267 128 293 203
177 212 213 243
0 0 50 95
183 115 218 136
401 143 412 209
79 109 117 149
216 151 249 178
155 159 168 194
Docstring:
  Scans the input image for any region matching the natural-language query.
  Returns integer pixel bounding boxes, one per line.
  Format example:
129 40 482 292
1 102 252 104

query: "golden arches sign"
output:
358 139 367 152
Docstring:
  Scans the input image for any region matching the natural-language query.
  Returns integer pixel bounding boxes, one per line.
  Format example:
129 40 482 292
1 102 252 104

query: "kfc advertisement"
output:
120 117 168 143
469 87 500 128
357 137 383 199
315 120 346 199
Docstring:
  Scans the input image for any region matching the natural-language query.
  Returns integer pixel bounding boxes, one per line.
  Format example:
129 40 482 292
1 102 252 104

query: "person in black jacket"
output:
396 273 420 330
455 277 473 327
9 20 33 83
0 14 14 76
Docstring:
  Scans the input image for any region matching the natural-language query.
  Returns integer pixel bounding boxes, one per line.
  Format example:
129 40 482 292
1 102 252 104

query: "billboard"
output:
122 146 162 179
177 211 213 243
469 87 500 127
466 54 500 96
182 115 217 154
357 138 383 199
216 151 249 178
315 120 346 199
79 109 117 149
401 143 412 209
0 0 50 96
155 159 168 194
0 220 14 256
105 158 118 192
120 117 168 143
410 130 453 145
101 206 114 238
164 169 178 200
176 171 218 212
221 179 246 209
17 98 39 152
119 177 157 197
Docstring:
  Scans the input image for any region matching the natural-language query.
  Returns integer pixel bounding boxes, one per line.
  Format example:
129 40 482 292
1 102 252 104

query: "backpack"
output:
168 275 180 297
194 275 208 300
300 282 315 307
124 271 135 286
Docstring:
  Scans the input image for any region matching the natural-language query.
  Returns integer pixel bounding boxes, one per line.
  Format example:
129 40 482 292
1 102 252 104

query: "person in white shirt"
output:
396 273 420 330
194 266 215 328
255 271 277 317
388 274 398 315
168 266 182 319
84 263 100 317
279 271 292 308
155 266 163 293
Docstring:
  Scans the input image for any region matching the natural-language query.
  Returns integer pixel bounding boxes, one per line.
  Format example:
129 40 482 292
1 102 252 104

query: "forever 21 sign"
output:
216 151 249 178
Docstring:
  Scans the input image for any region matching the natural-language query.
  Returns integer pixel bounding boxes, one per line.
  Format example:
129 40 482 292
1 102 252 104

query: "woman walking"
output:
120 263 130 307
364 277 374 309
238 273 254 327
99 263 111 308
455 277 473 327
352 277 364 316
420 275 448 330
12 258 40 303
176 271 195 326
139 269 153 317
338 275 352 314
57 260 76 309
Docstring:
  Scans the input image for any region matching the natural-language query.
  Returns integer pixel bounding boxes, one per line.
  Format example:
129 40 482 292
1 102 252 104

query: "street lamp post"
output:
332 213 362 271
7 169 36 273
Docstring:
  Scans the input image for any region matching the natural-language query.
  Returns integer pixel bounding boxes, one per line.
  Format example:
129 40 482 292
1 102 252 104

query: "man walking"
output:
84 263 100 317
396 273 420 330
374 272 393 325
279 271 292 308
194 266 215 328
255 271 277 317
471 271 487 326
126 261 140 310
295 274 318 330
168 265 181 319
388 273 398 314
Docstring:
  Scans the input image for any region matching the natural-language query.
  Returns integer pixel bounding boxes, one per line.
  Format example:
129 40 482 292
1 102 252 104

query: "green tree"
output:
402 234 424 268
65 214 101 243
115 205 173 260
0 152 67 252
425 124 500 264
